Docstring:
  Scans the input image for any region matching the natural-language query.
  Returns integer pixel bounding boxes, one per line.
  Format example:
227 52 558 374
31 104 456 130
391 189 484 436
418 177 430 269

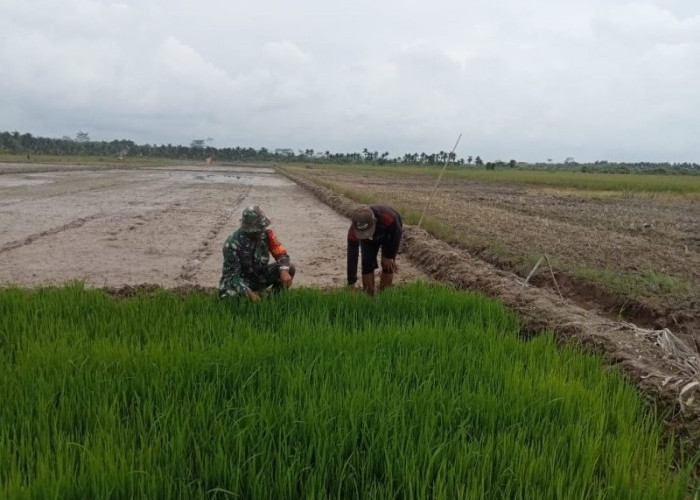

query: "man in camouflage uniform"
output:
218 206 295 302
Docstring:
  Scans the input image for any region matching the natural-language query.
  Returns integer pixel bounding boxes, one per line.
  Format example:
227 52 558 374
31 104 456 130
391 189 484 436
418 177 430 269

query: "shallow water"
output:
0 175 53 188
168 171 294 187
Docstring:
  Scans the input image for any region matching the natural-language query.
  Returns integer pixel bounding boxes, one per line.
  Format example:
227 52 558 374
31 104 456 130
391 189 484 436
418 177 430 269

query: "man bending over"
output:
347 204 403 296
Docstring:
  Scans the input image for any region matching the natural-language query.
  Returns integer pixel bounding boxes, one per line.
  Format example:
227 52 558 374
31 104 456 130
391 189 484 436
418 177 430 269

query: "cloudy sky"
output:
1 0 699 162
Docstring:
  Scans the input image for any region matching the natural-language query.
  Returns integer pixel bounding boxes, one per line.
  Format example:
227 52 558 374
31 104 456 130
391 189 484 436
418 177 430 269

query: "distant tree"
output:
275 148 295 157
3 130 699 171
362 149 379 162
402 153 418 164
467 155 473 164
475 156 483 166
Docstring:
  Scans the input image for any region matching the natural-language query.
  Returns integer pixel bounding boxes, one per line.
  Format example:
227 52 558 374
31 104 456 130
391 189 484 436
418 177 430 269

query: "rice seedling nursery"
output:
0 283 696 499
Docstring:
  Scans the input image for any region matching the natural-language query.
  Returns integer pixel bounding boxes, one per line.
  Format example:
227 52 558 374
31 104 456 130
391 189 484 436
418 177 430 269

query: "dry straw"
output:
619 322 700 412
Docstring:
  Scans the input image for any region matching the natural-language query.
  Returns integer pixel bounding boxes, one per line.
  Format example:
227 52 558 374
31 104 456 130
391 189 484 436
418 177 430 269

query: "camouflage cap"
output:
241 205 271 232
351 206 376 239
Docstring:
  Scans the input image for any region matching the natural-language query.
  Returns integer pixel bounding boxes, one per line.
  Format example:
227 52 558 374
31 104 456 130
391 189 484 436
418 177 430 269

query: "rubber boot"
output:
361 272 376 296
379 272 394 291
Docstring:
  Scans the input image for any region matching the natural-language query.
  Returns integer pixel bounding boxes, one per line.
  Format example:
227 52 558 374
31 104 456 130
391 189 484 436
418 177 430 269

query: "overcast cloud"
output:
1 0 698 162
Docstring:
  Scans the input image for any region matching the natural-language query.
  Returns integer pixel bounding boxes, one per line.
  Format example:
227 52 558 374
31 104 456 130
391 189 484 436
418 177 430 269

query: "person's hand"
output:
246 290 261 303
280 269 293 289
381 257 397 274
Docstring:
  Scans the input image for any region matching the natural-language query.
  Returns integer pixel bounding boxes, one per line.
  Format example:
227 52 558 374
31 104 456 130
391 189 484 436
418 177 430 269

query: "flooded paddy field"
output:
0 162 425 289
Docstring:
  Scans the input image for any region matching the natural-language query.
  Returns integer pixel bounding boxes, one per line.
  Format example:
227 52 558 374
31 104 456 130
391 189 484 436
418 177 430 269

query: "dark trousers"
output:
246 262 296 292
360 239 399 274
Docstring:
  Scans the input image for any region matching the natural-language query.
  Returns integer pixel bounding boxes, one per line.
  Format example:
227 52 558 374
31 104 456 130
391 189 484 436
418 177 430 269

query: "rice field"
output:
0 283 695 499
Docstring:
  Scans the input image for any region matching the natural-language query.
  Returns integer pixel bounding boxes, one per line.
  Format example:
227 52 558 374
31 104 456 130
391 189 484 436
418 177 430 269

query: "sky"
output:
1 0 699 163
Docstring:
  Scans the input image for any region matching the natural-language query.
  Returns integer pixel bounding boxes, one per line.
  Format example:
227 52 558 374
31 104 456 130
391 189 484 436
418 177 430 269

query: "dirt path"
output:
0 164 426 290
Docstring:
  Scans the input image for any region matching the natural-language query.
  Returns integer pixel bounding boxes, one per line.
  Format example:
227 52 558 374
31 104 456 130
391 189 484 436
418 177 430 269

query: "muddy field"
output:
0 163 426 291
293 166 700 343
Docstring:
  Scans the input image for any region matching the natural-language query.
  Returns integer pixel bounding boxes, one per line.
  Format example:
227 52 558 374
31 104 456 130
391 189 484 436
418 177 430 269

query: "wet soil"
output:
0 163 426 291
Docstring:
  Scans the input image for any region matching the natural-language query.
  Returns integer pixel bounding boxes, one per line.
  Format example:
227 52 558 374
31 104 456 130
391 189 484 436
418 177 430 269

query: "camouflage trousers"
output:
219 262 296 299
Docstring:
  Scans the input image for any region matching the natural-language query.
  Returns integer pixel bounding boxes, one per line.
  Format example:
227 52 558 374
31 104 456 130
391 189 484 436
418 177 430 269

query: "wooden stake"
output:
417 133 462 228
544 253 564 299
522 256 544 287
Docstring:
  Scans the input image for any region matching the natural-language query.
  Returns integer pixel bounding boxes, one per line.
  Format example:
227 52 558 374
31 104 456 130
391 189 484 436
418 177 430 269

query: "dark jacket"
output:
347 205 402 284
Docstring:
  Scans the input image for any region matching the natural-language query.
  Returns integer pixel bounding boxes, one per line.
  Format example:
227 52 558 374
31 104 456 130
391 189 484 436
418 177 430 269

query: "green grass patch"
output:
0 283 695 499
576 268 698 303
294 163 700 195
449 169 700 194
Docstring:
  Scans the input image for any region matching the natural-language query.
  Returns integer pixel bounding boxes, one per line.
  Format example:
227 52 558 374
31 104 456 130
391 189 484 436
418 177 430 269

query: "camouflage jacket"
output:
219 228 290 296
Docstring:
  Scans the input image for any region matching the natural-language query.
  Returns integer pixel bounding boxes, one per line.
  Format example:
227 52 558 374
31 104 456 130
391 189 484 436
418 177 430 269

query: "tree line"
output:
1 130 697 173
0 131 481 166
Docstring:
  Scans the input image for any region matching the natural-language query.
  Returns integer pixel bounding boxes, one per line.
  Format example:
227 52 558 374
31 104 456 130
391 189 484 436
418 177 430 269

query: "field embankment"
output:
1 284 696 498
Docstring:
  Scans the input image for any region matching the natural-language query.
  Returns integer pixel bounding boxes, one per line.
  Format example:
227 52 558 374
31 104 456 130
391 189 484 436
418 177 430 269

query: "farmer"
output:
218 206 295 302
347 204 403 296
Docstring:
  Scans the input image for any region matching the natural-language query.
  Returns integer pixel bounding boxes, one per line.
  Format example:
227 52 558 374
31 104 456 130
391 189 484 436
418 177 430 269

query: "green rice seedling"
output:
0 283 696 499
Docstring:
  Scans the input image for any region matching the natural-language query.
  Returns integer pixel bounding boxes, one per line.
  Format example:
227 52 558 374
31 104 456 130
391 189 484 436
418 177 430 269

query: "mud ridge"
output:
464 244 699 345
177 186 252 285
0 214 109 255
278 166 700 443
529 272 700 344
